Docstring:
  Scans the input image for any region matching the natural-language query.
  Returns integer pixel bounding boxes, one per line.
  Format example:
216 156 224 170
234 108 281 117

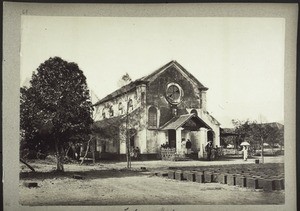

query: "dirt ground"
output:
19 156 285 205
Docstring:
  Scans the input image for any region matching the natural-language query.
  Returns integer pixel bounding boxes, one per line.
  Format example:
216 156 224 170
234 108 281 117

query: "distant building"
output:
260 122 284 130
91 61 221 160
220 122 284 149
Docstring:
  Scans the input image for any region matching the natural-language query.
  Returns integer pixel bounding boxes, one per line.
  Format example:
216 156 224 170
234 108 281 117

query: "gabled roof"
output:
161 113 211 130
94 60 208 106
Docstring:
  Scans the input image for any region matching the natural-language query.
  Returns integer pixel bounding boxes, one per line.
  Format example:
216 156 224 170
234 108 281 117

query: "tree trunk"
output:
65 146 71 157
80 139 91 165
92 151 95 165
271 145 274 155
261 137 264 164
125 101 131 169
70 143 77 160
20 158 35 172
90 138 96 165
55 140 64 172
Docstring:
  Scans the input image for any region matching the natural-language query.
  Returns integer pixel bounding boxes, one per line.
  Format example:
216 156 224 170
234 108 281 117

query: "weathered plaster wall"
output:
94 135 119 154
146 130 167 153
93 87 144 122
190 131 202 152
146 64 204 126
146 130 159 153
94 84 147 155
136 128 147 153
198 128 208 158
93 63 220 158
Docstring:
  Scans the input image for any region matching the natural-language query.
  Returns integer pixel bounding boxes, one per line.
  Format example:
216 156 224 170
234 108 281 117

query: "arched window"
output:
141 92 145 106
148 106 157 127
191 109 198 116
118 102 124 115
109 105 114 117
102 108 106 119
200 95 203 109
128 99 133 112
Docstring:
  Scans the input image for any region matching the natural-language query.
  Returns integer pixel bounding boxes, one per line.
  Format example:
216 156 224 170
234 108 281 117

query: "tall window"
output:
109 105 114 117
118 102 124 115
128 99 133 112
141 92 145 106
148 106 157 127
200 93 203 109
102 108 106 119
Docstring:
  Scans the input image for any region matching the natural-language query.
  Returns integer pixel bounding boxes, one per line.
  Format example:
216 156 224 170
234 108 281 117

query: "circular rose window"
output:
166 83 183 105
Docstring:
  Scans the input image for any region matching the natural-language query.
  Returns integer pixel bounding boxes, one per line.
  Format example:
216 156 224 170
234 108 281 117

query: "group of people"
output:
131 147 140 159
205 141 221 161
181 138 192 154
205 141 249 161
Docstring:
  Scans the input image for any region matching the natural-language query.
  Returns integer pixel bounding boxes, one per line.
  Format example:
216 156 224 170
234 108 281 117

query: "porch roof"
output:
161 114 212 131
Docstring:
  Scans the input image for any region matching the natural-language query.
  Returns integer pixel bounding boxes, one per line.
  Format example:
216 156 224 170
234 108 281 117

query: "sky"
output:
20 16 285 128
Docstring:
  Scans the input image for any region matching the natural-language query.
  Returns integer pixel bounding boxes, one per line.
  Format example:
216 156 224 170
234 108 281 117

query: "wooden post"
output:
20 158 35 172
80 138 91 165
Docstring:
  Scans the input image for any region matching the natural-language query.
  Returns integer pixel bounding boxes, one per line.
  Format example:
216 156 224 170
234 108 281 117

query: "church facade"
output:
92 61 221 160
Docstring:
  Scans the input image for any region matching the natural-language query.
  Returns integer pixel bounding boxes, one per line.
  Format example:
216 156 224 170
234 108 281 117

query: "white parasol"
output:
240 141 250 146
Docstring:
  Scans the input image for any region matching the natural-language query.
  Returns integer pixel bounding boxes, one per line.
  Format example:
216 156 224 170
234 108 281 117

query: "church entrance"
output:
207 130 214 143
168 130 176 148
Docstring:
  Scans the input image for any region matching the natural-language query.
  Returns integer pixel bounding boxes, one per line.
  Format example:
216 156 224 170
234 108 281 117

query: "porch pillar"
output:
176 128 182 154
198 128 208 158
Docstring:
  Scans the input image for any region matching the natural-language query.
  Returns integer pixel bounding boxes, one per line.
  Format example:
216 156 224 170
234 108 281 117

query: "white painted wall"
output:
176 128 182 154
136 128 147 153
187 108 221 148
198 128 208 158
119 140 126 154
190 131 201 152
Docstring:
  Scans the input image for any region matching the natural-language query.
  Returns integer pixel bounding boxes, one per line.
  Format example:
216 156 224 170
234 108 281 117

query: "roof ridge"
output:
93 60 207 106
93 61 176 106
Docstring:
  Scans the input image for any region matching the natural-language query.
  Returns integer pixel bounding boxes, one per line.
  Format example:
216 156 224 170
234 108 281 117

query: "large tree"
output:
20 57 93 171
232 119 284 163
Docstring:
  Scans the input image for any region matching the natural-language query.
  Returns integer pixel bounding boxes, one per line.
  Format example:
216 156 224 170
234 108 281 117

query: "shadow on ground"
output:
20 168 147 180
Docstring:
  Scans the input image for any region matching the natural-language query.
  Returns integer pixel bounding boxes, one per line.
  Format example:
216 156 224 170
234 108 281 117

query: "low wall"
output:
161 148 176 161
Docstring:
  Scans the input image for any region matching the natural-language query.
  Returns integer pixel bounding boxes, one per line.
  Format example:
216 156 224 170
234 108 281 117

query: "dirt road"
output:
19 156 284 205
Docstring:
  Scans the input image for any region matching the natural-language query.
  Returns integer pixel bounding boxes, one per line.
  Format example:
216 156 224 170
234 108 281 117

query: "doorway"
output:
207 130 214 143
168 130 176 148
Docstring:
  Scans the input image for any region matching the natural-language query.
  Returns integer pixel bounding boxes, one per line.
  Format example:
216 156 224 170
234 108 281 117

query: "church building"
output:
91 60 221 160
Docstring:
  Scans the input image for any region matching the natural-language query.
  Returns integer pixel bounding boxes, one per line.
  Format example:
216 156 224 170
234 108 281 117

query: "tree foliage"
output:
20 57 93 171
232 119 284 150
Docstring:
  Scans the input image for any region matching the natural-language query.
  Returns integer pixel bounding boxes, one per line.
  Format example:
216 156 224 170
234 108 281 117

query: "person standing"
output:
186 139 192 154
205 141 213 161
243 145 248 161
136 147 140 160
